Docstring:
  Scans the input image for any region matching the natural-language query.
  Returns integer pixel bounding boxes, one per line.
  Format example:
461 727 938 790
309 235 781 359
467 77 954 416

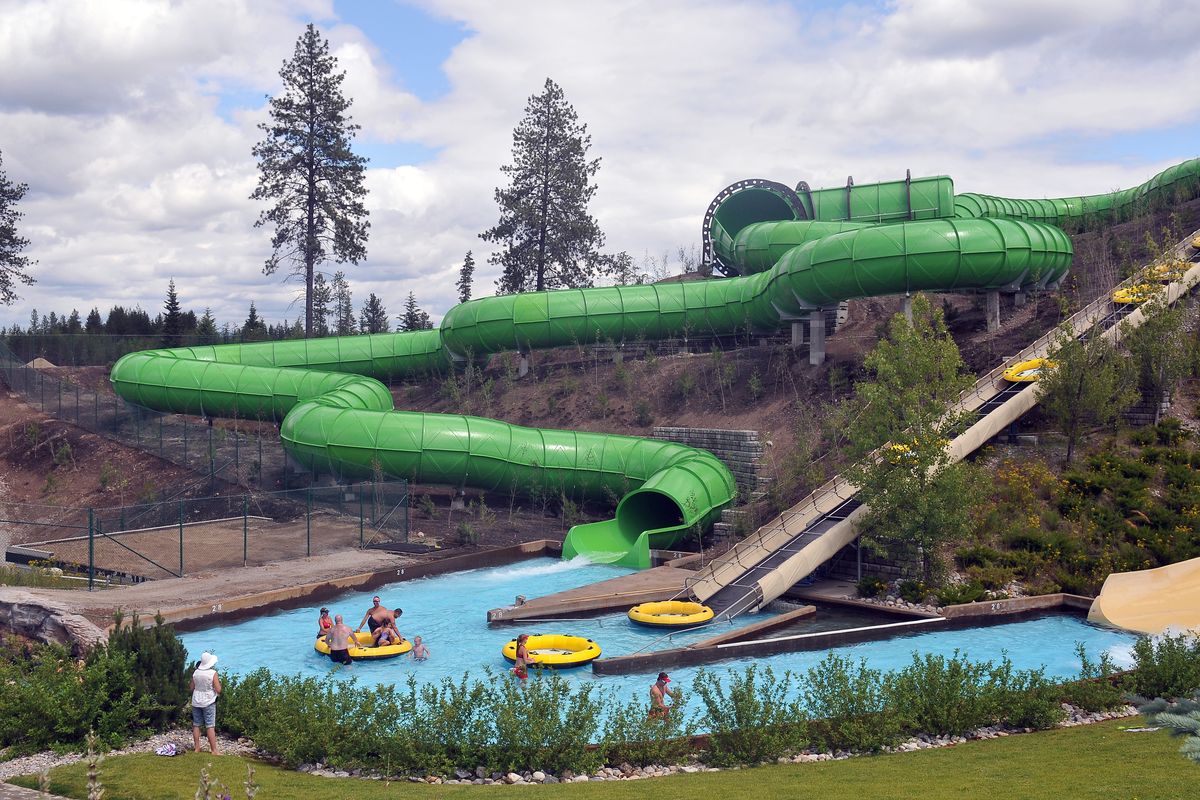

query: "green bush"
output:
602 690 694 768
891 652 996 736
897 580 928 604
1061 643 1128 712
487 670 604 775
1130 633 1200 700
935 581 986 606
986 660 1064 730
803 654 901 753
856 575 888 599
692 665 806 766
104 612 190 731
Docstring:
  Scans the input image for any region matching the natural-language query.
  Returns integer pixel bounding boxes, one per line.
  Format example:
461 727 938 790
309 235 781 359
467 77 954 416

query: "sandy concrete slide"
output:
1087 557 1200 635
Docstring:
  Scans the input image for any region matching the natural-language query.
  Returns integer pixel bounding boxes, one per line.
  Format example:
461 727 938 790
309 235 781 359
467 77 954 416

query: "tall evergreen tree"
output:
481 78 606 293
398 291 433 331
195 308 219 345
331 269 356 335
250 23 369 337
311 272 333 337
161 279 183 346
0 149 35 305
242 302 268 341
359 293 389 334
85 307 103 334
456 250 475 304
65 309 82 334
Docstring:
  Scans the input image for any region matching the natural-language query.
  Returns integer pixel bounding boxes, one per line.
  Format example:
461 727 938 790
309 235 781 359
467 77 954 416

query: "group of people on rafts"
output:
316 594 430 665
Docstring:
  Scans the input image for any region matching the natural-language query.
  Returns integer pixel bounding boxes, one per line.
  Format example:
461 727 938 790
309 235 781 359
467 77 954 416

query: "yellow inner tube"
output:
628 600 715 627
501 634 601 668
1002 358 1053 383
314 631 412 660
1112 283 1159 304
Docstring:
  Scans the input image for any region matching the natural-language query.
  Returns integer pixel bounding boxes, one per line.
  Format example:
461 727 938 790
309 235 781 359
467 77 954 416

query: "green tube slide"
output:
110 160 1196 569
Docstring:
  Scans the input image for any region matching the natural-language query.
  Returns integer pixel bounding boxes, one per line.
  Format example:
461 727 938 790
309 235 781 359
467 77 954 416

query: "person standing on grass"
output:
190 652 222 754
649 671 674 720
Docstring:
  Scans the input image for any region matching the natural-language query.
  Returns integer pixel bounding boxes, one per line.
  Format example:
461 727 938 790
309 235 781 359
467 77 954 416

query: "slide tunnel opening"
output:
713 188 801 239
617 489 686 540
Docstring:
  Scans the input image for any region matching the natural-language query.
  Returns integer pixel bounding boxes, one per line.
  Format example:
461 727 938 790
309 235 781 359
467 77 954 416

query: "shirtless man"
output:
649 672 674 719
355 597 402 636
326 614 355 666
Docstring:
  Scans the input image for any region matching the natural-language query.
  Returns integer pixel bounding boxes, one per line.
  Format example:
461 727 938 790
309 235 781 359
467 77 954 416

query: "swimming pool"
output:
179 556 1138 704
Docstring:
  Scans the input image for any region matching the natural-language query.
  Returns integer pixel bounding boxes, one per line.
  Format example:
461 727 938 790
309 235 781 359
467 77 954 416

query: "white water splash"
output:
482 554 598 582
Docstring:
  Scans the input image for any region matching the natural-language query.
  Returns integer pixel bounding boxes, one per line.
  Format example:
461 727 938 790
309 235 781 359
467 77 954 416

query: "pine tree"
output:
65 309 82 334
195 308 219 345
0 148 35 305
250 23 369 337
480 78 607 293
161 279 183 347
331 270 356 335
311 272 333 337
456 250 475 304
398 291 433 331
85 307 103 334
359 292 389 334
242 302 268 341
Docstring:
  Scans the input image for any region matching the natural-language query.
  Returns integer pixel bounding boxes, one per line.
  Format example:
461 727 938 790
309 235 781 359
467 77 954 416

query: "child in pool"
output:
373 620 404 647
409 636 430 661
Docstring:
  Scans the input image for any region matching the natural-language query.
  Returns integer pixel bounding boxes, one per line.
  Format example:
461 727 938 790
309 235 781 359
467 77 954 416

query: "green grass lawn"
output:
11 720 1193 800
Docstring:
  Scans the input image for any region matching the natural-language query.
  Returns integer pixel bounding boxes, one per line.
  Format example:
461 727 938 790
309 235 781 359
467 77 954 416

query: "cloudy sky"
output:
1 0 1199 329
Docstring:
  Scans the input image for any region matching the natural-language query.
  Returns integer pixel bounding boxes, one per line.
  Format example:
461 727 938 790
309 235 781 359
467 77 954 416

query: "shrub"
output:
935 581 986 606
856 575 888 599
1061 643 1128 712
986 659 1063 730
966 563 1016 590
104 612 190 731
488 670 604 775
804 654 901 753
692 665 806 766
1130 633 1200 700
456 520 478 546
955 545 1001 568
891 652 996 736
897 580 928 604
602 691 694 768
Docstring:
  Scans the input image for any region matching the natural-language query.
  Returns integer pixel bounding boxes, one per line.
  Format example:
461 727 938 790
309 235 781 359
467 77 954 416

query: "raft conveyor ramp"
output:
684 231 1200 621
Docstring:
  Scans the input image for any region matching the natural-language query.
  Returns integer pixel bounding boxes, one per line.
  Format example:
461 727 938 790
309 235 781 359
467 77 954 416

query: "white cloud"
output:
2 0 1200 330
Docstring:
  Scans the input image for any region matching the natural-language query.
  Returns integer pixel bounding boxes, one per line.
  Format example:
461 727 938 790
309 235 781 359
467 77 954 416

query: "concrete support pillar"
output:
1013 291 1027 309
808 311 826 366
518 353 530 378
791 321 805 348
902 295 913 324
986 291 1001 332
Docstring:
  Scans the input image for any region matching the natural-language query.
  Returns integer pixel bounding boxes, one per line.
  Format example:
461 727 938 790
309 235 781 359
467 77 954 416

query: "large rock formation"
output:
0 590 107 654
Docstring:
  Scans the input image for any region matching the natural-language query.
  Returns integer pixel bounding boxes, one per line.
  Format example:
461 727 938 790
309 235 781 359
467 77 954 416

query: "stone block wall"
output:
651 427 769 502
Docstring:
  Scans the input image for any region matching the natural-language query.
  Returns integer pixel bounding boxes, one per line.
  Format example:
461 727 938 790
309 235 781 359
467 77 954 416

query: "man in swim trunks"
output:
649 672 674 719
326 614 354 666
356 597 402 635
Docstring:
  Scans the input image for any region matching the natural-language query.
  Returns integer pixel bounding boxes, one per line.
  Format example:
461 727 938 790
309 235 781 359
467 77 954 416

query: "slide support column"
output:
986 291 1001 332
809 310 826 366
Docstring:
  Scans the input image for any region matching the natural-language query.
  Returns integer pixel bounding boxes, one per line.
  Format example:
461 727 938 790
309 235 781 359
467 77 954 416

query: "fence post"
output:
94 390 98 428
404 479 410 543
183 416 188 464
87 508 95 592
358 485 364 548
159 415 164 460
57 377 61 415
242 494 249 567
75 385 79 423
306 487 312 557
178 500 185 577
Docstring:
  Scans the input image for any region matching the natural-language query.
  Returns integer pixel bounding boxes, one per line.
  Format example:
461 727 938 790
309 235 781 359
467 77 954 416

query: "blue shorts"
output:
192 703 216 728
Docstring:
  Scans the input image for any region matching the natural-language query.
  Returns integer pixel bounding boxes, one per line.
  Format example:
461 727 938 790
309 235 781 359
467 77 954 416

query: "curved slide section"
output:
1088 556 1200 635
110 161 1195 569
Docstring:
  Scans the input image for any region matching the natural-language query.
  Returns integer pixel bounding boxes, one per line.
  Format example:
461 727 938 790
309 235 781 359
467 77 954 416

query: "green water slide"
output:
110 160 1198 568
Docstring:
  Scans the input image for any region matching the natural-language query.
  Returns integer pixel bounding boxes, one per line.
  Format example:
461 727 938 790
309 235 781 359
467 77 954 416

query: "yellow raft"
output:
501 634 601 668
1112 283 1159 304
1002 358 1054 383
628 600 714 627
314 631 412 661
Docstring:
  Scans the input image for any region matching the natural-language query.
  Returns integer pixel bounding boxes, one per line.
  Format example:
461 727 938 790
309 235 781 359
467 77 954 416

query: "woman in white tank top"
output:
190 652 222 754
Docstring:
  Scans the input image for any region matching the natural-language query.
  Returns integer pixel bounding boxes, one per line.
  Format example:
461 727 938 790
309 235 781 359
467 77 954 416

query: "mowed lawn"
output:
12 720 1195 800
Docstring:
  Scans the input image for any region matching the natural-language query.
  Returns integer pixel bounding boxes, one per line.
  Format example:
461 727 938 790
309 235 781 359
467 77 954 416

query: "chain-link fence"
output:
1 481 410 587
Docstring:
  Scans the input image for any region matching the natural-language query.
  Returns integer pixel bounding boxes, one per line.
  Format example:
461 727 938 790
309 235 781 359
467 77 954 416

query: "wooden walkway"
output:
487 565 692 623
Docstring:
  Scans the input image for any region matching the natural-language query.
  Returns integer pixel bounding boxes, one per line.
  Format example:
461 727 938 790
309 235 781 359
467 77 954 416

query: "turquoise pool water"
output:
180 557 1138 705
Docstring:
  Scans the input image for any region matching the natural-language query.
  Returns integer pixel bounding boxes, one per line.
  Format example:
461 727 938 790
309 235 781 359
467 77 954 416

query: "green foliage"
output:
935 581 986 606
418 493 437 519
455 520 478 546
1036 322 1136 464
891 652 999 736
601 692 694 767
250 23 368 337
856 575 888 599
748 368 764 401
482 78 608 293
1061 643 1128 712
897 580 928 604
1138 692 1200 764
843 294 983 584
1130 633 1200 700
692 665 806 765
102 612 190 730
803 654 902 753
0 147 35 304
633 400 653 427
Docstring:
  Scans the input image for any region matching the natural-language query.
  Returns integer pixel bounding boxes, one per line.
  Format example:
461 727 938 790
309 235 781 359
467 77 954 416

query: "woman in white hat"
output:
190 652 222 754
